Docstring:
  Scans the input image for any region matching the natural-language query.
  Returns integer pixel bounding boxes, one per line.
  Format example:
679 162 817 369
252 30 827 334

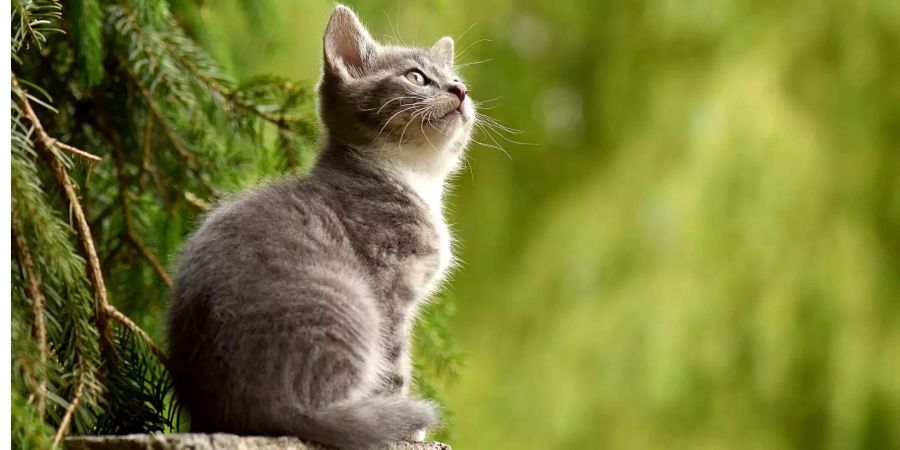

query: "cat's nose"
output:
448 83 467 102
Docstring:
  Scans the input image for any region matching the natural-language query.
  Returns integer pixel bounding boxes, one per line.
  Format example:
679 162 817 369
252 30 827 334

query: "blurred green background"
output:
204 1 900 449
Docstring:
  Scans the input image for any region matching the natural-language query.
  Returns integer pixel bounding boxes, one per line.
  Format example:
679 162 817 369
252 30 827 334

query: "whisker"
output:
456 23 479 42
382 10 406 46
420 114 437 151
360 96 420 113
370 103 429 147
378 97 423 114
481 122 530 147
469 130 512 159
474 96 503 105
455 38 492 61
477 124 513 159
377 102 428 137
425 107 442 132
398 107 431 152
476 117 535 146
478 121 525 138
476 112 526 135
463 152 476 183
456 58 493 69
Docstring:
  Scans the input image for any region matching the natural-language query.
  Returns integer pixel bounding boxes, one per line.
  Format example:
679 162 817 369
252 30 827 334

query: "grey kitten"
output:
166 5 474 450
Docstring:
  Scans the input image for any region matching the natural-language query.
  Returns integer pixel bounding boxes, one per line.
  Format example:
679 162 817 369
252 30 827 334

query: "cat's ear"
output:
431 36 455 66
323 5 377 78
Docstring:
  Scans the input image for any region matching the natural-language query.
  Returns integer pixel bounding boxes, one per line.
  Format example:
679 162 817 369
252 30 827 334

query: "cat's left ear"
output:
431 36 455 66
324 5 378 78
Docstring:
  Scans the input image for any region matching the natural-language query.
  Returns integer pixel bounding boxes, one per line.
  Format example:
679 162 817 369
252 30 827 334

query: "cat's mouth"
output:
439 102 466 121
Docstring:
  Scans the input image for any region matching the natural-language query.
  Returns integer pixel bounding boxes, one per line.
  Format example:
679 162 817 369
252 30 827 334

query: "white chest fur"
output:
393 165 454 298
428 209 453 293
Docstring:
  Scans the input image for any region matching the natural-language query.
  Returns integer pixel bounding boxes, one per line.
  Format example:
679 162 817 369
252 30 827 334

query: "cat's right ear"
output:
323 5 377 79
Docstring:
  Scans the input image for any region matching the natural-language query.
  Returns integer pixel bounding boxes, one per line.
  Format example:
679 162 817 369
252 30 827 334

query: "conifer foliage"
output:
11 0 318 446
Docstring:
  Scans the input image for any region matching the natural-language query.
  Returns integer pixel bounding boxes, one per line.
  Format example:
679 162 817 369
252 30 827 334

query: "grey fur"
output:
167 5 474 450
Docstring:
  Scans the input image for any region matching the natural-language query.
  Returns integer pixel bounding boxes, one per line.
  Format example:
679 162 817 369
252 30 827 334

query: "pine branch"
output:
53 377 84 446
114 51 219 198
188 65 301 131
111 138 173 288
137 116 202 214
114 3 298 130
112 2 312 177
139 115 154 192
10 78 102 162
13 0 318 439
11 209 49 420
105 307 167 365
12 0 63 53
69 0 104 86
107 4 194 107
126 234 174 288
14 76 171 440
12 93 105 439
47 138 103 162
13 75 115 351
184 191 212 211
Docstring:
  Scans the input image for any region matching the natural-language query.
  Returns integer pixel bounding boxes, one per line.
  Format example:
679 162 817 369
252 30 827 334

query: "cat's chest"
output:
340 166 454 301
342 196 450 301
396 171 453 297
383 205 451 300
420 208 453 294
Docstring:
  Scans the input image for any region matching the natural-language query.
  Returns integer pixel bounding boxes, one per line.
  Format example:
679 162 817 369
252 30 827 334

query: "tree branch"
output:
14 75 116 352
14 77 171 440
126 234 174 288
114 51 219 198
105 306 168 365
11 79 102 163
138 115 175 215
118 3 300 132
47 138 103 162
53 378 84 446
111 141 173 288
11 208 48 420
184 190 212 212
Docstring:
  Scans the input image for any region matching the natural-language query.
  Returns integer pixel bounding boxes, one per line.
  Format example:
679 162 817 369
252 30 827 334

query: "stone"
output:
65 434 451 450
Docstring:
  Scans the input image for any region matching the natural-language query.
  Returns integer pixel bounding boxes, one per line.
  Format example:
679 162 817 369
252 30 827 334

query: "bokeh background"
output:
199 1 900 449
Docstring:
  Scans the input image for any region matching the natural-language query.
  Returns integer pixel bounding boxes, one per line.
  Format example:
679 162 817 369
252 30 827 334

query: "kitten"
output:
166 5 473 450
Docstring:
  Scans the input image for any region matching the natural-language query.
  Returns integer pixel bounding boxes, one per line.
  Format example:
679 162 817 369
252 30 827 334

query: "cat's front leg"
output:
387 343 431 441
377 339 413 395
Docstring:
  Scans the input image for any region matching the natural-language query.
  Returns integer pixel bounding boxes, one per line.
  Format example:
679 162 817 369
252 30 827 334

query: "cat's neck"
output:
313 140 457 215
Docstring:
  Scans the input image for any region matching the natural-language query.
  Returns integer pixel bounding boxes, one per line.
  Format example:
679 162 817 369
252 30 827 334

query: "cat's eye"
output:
405 70 428 86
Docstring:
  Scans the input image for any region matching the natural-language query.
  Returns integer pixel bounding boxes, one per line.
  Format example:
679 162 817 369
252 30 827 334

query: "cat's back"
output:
172 175 352 303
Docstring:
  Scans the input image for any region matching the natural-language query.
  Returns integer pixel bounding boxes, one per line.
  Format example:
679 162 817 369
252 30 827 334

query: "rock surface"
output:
65 434 450 450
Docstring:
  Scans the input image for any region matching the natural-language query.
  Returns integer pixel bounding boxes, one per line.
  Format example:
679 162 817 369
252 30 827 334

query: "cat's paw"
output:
407 429 427 442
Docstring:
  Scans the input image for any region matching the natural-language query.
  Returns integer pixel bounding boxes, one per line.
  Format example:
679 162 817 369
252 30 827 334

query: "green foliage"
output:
92 327 176 434
11 0 62 55
413 294 465 442
10 0 319 446
68 0 104 86
12 389 56 450
12 87 104 441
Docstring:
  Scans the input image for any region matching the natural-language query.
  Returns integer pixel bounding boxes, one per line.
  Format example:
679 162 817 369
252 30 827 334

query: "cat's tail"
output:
282 396 439 450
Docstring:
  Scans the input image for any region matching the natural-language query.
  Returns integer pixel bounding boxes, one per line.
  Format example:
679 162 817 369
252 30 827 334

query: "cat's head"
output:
318 5 474 174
